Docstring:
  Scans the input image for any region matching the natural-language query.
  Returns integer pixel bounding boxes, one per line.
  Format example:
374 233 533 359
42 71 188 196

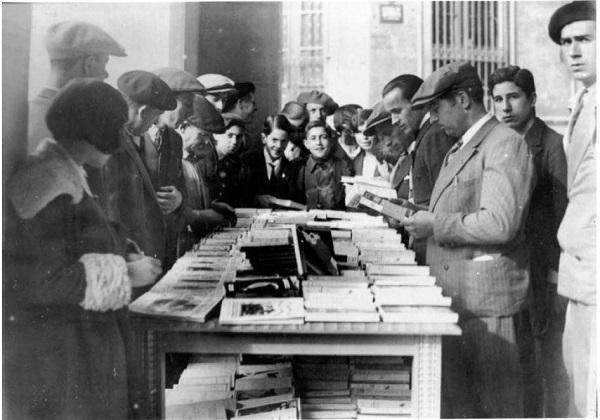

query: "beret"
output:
221 112 246 130
188 94 225 134
45 21 126 60
197 73 236 94
281 101 308 126
364 102 392 136
117 70 176 111
333 104 362 132
411 61 481 109
548 1 596 44
152 67 205 93
297 90 339 115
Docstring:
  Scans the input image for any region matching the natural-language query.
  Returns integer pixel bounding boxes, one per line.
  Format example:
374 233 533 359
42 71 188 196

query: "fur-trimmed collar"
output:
8 138 91 219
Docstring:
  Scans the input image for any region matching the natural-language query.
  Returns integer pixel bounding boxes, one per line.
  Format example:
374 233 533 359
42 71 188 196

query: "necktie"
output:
564 88 588 152
153 129 162 150
444 139 463 167
268 163 276 181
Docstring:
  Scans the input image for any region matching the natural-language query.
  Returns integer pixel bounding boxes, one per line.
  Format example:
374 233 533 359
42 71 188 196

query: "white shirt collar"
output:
459 113 493 149
419 112 430 130
337 138 362 160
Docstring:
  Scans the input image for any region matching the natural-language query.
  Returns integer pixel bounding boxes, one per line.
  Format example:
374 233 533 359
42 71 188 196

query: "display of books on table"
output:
130 291 224 322
219 298 305 325
378 305 459 324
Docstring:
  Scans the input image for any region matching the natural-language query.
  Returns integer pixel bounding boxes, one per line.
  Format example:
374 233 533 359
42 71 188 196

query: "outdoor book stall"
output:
129 208 461 419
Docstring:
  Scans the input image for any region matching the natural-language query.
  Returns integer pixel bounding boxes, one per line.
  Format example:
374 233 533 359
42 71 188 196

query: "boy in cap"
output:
103 70 176 294
489 65 568 418
402 61 535 418
332 104 363 174
297 90 339 123
281 101 309 162
197 73 236 112
28 21 127 153
296 119 351 210
548 1 596 416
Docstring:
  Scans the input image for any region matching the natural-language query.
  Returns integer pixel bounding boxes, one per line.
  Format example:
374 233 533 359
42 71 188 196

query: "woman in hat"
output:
4 78 160 419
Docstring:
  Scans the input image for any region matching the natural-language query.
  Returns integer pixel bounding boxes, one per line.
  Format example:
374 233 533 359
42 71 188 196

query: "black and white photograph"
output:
2 1 596 419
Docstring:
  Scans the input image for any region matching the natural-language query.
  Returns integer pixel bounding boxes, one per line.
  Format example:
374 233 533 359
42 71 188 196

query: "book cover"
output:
219 298 305 325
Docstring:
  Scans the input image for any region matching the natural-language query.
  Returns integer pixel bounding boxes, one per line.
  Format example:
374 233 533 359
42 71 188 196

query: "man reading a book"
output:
401 62 535 418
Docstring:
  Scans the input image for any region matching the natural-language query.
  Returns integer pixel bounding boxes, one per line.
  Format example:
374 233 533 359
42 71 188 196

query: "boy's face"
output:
304 126 331 160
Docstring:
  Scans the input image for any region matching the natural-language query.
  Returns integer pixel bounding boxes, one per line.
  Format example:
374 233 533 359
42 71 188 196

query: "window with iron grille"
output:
431 1 510 108
281 1 325 104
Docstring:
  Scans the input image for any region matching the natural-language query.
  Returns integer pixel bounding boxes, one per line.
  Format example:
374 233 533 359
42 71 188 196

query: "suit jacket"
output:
27 87 58 154
141 127 187 269
412 119 457 207
391 153 412 199
103 131 166 264
241 148 302 206
557 85 596 304
523 117 567 280
427 117 535 318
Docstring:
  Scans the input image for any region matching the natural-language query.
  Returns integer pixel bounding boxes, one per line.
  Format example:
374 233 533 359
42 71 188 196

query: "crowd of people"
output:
3 1 596 419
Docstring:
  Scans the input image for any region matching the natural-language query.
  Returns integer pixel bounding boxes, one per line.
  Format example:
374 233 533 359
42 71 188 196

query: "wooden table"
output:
129 316 461 419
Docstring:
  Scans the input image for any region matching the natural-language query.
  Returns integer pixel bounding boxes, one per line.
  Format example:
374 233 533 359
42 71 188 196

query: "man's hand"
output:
210 201 237 227
401 211 435 239
256 194 276 208
156 186 183 215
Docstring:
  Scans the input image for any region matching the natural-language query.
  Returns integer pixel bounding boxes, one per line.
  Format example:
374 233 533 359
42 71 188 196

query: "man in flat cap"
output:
102 70 176 296
382 74 457 264
548 1 596 416
197 73 236 112
403 61 535 418
297 90 339 123
138 67 205 270
28 21 126 153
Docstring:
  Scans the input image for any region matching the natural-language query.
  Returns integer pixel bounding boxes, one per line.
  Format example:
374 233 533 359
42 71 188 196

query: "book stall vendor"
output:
3 2 595 418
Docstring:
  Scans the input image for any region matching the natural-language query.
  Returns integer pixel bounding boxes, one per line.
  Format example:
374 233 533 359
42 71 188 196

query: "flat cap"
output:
152 67 205 93
45 21 126 60
364 102 392 136
117 70 176 111
197 73 236 94
297 90 339 116
281 101 308 126
548 1 596 44
221 112 246 130
333 104 362 132
411 61 482 109
188 95 225 134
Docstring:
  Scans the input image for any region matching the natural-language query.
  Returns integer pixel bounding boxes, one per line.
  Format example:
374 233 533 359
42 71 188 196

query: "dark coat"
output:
412 119 458 207
4 139 130 420
523 117 567 325
297 155 351 210
241 148 302 206
103 131 166 264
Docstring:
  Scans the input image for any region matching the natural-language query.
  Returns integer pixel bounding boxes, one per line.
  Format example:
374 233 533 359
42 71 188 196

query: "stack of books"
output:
302 274 379 323
294 356 357 419
349 356 412 419
239 226 303 275
165 354 238 419
232 355 300 420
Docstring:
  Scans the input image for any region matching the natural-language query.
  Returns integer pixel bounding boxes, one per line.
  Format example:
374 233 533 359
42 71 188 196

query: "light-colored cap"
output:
197 73 236 94
45 21 126 60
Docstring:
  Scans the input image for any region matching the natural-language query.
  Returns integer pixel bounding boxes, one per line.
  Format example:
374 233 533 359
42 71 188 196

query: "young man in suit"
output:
241 114 301 208
489 65 568 418
548 1 596 416
403 61 535 418
382 74 457 264
28 21 126 153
